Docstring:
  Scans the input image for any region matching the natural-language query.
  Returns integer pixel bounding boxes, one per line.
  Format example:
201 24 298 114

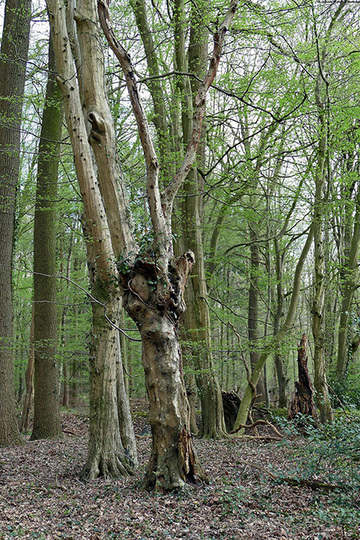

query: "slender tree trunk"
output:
31 35 63 440
179 0 227 438
0 0 31 446
274 239 287 407
182 230 227 438
311 70 333 424
248 226 266 402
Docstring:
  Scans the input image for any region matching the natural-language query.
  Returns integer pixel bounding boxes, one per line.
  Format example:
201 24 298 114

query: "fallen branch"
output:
230 419 283 439
62 429 79 437
238 435 283 442
236 458 347 491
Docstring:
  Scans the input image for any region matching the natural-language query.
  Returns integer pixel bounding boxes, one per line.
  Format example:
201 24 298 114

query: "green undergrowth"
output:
273 413 360 537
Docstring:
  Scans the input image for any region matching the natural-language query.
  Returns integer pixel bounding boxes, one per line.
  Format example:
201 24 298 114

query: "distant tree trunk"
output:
0 0 31 446
182 222 227 438
311 69 333 424
288 334 318 421
19 307 35 433
274 239 287 407
248 226 266 403
178 0 227 439
31 35 63 440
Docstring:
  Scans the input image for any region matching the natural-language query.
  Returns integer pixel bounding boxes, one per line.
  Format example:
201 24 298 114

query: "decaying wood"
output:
288 334 318 421
222 390 241 432
237 458 347 491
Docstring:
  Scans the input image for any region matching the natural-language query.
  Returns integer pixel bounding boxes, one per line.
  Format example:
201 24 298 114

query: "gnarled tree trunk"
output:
122 253 208 490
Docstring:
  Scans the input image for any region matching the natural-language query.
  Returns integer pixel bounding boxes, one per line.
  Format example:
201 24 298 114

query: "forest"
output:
0 0 360 538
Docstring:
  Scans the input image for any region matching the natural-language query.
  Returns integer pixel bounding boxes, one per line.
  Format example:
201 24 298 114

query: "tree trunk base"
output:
81 450 134 481
222 390 241 432
142 427 208 492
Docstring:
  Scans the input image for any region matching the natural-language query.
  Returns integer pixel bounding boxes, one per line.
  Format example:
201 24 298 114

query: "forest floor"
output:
0 401 358 540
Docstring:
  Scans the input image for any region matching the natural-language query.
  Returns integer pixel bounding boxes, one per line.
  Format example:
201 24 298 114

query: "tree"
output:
128 0 227 438
45 0 238 490
96 0 238 489
47 0 137 478
30 32 63 441
0 0 31 446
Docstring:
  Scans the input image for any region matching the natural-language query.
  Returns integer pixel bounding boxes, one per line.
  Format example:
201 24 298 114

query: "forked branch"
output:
98 0 169 258
98 0 238 253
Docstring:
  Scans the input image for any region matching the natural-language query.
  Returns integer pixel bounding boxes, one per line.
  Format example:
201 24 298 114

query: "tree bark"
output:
47 0 137 477
81 291 136 479
31 33 63 441
0 0 31 446
122 253 208 490
19 307 35 433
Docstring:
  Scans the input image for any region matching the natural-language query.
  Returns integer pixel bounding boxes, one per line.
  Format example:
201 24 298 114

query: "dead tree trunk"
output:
288 334 318 421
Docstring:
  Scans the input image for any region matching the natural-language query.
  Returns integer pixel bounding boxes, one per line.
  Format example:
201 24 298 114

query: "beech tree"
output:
31 33 63 441
47 0 137 479
0 0 31 446
47 0 238 490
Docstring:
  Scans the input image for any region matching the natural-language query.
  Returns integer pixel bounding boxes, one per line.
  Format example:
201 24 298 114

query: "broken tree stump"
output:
288 334 318 421
222 390 241 432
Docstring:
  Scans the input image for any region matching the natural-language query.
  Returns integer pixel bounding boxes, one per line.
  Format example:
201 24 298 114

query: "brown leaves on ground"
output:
0 404 356 539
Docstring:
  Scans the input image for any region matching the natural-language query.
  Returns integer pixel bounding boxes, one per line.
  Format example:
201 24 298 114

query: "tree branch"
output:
161 0 239 216
98 0 169 261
